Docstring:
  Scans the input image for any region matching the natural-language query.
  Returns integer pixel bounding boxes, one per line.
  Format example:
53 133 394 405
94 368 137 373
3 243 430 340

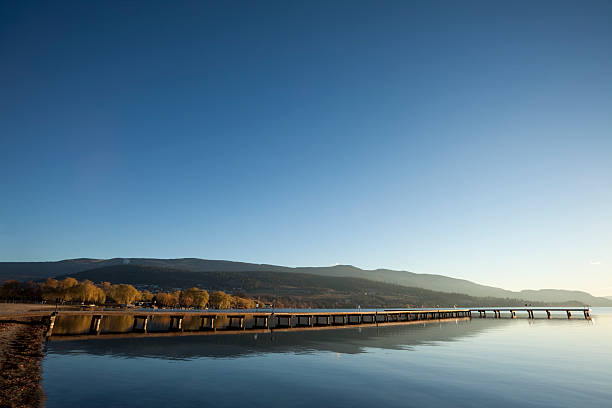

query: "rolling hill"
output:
57 264 575 308
1 258 610 306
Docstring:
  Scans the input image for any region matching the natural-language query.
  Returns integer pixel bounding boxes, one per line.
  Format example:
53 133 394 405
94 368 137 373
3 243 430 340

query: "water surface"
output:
42 308 612 407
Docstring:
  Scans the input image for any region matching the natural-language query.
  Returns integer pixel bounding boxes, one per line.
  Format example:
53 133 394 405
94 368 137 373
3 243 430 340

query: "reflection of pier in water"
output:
46 317 485 359
42 308 472 339
1 307 590 341
45 313 593 361
1 306 591 343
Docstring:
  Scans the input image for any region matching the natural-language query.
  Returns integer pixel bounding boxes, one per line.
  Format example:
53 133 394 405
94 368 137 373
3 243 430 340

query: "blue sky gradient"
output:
1 1 611 294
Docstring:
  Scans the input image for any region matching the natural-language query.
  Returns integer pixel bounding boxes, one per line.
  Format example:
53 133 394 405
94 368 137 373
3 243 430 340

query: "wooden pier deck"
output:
470 307 591 319
0 306 591 340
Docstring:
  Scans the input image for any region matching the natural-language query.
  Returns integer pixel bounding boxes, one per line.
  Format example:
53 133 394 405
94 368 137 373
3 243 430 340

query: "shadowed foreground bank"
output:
0 320 46 408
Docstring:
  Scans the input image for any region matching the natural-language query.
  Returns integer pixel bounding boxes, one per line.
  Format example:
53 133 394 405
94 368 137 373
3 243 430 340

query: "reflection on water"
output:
47 318 479 359
43 309 612 408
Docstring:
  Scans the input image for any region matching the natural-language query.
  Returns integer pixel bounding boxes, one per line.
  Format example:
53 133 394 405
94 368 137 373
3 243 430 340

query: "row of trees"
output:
42 277 107 304
0 278 262 309
152 289 257 309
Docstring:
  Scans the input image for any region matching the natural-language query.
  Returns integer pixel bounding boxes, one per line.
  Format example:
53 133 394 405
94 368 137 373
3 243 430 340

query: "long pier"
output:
3 309 468 338
0 307 591 340
470 307 591 319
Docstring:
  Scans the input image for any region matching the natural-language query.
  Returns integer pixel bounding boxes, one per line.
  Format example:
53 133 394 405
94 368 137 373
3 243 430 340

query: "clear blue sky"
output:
1 1 611 295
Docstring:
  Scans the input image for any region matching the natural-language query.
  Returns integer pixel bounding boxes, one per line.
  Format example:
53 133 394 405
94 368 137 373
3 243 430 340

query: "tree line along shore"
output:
0 278 263 309
0 275 589 310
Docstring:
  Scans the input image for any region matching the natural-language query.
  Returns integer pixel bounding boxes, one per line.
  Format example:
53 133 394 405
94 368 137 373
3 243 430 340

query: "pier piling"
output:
169 315 183 331
200 315 216 330
132 315 149 332
228 316 245 330
90 315 103 334
44 313 57 337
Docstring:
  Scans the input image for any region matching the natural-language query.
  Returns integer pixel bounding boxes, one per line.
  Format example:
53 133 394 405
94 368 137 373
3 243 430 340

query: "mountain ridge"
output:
56 264 586 308
1 258 610 306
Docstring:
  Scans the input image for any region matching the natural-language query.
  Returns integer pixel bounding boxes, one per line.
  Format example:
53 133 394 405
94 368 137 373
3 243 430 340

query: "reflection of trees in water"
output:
48 318 510 359
145 315 231 331
54 315 136 334
100 315 134 333
53 314 237 334
52 315 92 335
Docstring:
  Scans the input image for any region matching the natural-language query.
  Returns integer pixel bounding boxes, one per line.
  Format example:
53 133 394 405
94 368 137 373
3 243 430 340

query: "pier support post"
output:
546 310 551 319
45 313 57 337
510 310 516 319
90 315 103 335
169 316 183 331
228 316 245 329
297 315 312 327
200 315 216 330
133 315 149 332
276 315 292 328
566 310 572 319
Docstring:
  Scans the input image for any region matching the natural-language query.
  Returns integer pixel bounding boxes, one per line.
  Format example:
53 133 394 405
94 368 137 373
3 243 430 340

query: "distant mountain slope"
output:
0 258 288 281
1 258 610 306
58 264 570 308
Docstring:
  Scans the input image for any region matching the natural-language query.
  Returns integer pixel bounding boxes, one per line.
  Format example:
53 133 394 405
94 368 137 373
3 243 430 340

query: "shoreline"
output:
0 318 46 408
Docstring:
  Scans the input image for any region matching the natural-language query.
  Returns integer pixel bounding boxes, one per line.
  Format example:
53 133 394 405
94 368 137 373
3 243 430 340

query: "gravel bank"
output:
0 320 46 408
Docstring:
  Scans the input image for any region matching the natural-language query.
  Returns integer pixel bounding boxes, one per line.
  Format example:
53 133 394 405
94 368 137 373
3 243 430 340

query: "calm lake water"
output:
42 308 612 407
